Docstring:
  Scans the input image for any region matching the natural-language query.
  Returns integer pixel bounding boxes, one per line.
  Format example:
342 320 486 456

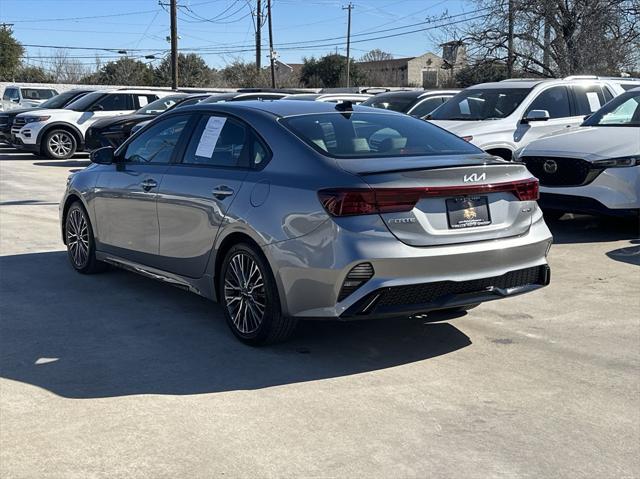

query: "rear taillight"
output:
318 178 539 217
318 189 419 216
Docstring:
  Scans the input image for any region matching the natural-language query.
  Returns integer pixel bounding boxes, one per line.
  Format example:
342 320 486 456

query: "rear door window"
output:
572 85 608 115
526 86 571 119
134 94 158 109
182 115 249 168
94 94 132 111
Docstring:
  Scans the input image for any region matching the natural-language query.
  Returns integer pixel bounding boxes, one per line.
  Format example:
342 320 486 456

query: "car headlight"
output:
592 156 640 168
23 115 51 123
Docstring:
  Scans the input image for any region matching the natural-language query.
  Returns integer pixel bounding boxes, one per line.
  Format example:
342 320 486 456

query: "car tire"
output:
65 202 106 274
219 243 297 346
43 129 77 159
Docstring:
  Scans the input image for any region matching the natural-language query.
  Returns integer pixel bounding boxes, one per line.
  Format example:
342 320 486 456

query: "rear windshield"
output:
620 84 640 92
20 88 57 100
430 88 531 120
361 95 417 112
136 94 186 115
281 112 481 159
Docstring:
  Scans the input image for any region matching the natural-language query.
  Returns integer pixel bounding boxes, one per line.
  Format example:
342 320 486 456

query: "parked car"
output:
282 93 372 104
1 85 59 111
0 89 93 144
361 89 460 118
11 89 170 159
85 93 209 151
516 87 640 219
202 91 290 103
429 77 638 160
61 100 551 345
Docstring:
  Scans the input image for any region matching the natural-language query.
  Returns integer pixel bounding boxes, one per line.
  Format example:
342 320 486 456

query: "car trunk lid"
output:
336 157 537 247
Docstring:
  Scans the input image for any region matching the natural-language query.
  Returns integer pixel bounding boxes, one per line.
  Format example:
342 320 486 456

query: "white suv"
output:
1 85 59 111
429 76 639 160
12 89 169 159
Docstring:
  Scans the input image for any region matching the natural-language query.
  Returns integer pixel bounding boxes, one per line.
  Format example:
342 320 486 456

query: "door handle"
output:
212 185 234 199
141 179 158 191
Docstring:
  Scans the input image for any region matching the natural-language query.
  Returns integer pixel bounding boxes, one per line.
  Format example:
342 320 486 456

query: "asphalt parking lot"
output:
0 145 638 478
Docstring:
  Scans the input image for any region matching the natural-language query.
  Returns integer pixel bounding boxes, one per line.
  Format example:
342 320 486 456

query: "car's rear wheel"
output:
65 202 106 274
219 243 297 345
43 129 77 159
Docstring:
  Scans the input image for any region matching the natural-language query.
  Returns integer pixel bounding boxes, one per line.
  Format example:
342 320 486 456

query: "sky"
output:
0 0 476 71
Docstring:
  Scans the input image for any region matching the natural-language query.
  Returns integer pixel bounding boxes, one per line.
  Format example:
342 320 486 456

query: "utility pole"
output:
256 0 262 70
170 0 179 89
267 0 276 88
342 3 354 88
507 0 514 78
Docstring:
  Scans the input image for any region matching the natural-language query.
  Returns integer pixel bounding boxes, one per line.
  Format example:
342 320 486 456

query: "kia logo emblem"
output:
463 172 486 183
543 160 558 174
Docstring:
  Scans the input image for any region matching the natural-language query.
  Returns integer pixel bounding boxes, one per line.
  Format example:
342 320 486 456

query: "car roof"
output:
469 80 545 89
183 99 405 118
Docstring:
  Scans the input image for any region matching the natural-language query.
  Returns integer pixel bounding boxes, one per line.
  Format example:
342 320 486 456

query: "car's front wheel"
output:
65 202 106 274
43 129 77 159
219 243 297 345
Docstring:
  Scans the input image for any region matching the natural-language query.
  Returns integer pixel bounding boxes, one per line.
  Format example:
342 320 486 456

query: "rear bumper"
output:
265 213 553 318
341 265 550 319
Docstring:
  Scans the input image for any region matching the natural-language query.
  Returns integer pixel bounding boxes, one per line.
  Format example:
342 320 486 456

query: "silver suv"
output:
61 101 552 345
429 76 639 160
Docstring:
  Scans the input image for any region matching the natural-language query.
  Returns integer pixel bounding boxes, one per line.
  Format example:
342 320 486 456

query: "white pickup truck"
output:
1 85 59 111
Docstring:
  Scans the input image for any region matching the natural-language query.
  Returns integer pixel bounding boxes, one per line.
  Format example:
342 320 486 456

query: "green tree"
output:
455 60 510 87
219 61 269 88
154 53 212 87
299 54 365 88
0 27 25 81
15 65 54 83
94 57 153 85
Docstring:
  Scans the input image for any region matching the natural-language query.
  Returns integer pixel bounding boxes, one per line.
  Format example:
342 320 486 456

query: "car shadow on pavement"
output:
34 160 90 168
606 241 640 266
547 214 639 244
0 251 471 399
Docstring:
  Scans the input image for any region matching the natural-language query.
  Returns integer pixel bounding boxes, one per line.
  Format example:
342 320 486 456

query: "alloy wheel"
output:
67 208 89 268
224 252 266 334
49 132 73 157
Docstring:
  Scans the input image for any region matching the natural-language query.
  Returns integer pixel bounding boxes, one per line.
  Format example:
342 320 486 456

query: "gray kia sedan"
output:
60 100 552 345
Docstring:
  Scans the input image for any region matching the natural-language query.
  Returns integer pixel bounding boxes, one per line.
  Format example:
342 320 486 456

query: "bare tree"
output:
464 0 640 77
359 49 394 62
49 50 89 83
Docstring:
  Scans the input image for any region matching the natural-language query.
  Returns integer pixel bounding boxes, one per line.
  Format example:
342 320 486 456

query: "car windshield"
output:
39 91 87 109
64 91 105 111
136 94 186 115
20 88 57 100
281 112 482 159
361 95 417 112
582 91 640 127
430 88 532 120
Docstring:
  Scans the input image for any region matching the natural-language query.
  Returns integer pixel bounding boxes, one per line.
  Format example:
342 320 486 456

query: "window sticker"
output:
586 92 601 112
195 117 227 158
138 96 149 106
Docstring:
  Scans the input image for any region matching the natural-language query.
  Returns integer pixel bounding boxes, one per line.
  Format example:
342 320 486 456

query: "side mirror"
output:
522 109 550 123
90 146 115 165
90 104 104 112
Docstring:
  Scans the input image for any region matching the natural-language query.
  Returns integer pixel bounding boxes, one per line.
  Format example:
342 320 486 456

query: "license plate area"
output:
446 196 491 229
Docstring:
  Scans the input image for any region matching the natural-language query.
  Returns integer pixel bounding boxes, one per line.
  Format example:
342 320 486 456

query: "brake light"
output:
318 178 539 217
